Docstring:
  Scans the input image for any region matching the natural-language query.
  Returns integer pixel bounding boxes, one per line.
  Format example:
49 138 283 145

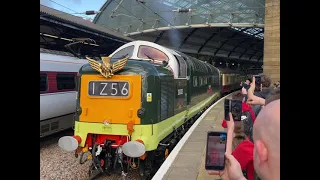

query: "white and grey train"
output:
40 48 87 137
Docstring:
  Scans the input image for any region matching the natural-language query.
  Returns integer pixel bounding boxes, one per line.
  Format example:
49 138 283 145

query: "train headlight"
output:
122 140 146 158
103 120 110 126
58 136 81 152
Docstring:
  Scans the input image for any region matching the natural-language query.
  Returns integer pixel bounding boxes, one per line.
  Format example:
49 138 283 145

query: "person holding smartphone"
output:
222 92 256 141
241 78 251 101
246 77 266 106
208 113 254 180
220 100 280 180
253 74 272 99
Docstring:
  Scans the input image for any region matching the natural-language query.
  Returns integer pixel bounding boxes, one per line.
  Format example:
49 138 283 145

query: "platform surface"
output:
162 94 231 180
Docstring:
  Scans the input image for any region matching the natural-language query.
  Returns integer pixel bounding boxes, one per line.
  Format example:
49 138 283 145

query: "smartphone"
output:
224 99 230 120
224 99 242 121
205 131 227 171
255 75 261 86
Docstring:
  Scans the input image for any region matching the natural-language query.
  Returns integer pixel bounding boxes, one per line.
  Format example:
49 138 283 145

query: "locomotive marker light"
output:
58 136 81 152
122 140 146 158
103 120 111 126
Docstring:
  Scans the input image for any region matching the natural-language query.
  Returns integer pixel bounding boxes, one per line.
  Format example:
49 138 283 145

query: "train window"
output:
199 77 203 86
56 74 76 90
204 77 207 85
174 55 187 78
138 45 169 61
40 73 47 92
112 45 134 59
193 76 198 87
212 75 215 83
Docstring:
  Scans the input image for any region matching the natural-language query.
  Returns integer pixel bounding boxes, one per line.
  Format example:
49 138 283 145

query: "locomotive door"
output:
179 56 192 105
173 55 188 114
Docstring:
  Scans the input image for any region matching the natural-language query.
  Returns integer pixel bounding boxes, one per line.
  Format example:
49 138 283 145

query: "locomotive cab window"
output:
204 77 208 85
174 55 187 78
138 45 169 61
193 76 198 87
112 45 134 59
40 73 47 92
56 74 76 90
199 77 203 86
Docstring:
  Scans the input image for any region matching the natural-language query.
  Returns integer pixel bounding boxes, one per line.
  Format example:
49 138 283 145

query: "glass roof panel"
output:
94 0 265 36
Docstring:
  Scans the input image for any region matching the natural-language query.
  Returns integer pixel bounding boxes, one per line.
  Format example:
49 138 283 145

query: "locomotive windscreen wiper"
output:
144 53 155 63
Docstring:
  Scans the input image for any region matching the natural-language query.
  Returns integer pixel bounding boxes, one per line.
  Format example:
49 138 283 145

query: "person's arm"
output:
232 141 254 170
247 77 265 105
224 153 247 180
226 113 234 154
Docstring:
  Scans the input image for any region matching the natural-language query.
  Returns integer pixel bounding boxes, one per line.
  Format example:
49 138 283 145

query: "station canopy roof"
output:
93 0 265 64
40 4 133 56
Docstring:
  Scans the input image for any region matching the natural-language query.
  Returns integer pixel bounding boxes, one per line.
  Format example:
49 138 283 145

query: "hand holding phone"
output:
224 99 242 121
205 131 227 171
255 75 261 87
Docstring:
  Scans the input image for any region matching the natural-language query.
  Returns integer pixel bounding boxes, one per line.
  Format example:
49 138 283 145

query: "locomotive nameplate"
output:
88 81 130 97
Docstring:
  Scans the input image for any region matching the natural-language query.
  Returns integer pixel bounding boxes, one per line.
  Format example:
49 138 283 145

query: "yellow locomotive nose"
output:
78 74 142 125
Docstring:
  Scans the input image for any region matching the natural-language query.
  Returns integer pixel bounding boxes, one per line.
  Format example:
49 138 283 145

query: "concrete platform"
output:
153 94 231 180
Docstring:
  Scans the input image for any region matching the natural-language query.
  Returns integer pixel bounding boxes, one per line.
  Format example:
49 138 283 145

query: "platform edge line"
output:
151 93 231 180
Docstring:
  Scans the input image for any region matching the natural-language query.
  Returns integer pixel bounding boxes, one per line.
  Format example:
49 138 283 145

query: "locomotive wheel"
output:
140 161 152 180
140 170 151 180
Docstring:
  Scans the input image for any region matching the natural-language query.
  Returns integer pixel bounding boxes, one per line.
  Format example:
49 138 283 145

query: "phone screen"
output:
255 76 261 86
230 100 242 121
224 99 230 120
205 131 227 170
224 99 242 121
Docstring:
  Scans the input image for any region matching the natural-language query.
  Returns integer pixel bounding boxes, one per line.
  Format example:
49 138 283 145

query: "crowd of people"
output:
208 74 280 180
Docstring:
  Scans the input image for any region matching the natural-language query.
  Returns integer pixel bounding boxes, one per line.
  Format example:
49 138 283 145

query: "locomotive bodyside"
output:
176 52 221 118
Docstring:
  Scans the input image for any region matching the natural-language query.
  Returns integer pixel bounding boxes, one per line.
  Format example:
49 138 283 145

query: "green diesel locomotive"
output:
58 40 246 179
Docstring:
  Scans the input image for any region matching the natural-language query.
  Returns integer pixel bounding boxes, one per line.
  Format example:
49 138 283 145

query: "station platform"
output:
152 94 232 180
